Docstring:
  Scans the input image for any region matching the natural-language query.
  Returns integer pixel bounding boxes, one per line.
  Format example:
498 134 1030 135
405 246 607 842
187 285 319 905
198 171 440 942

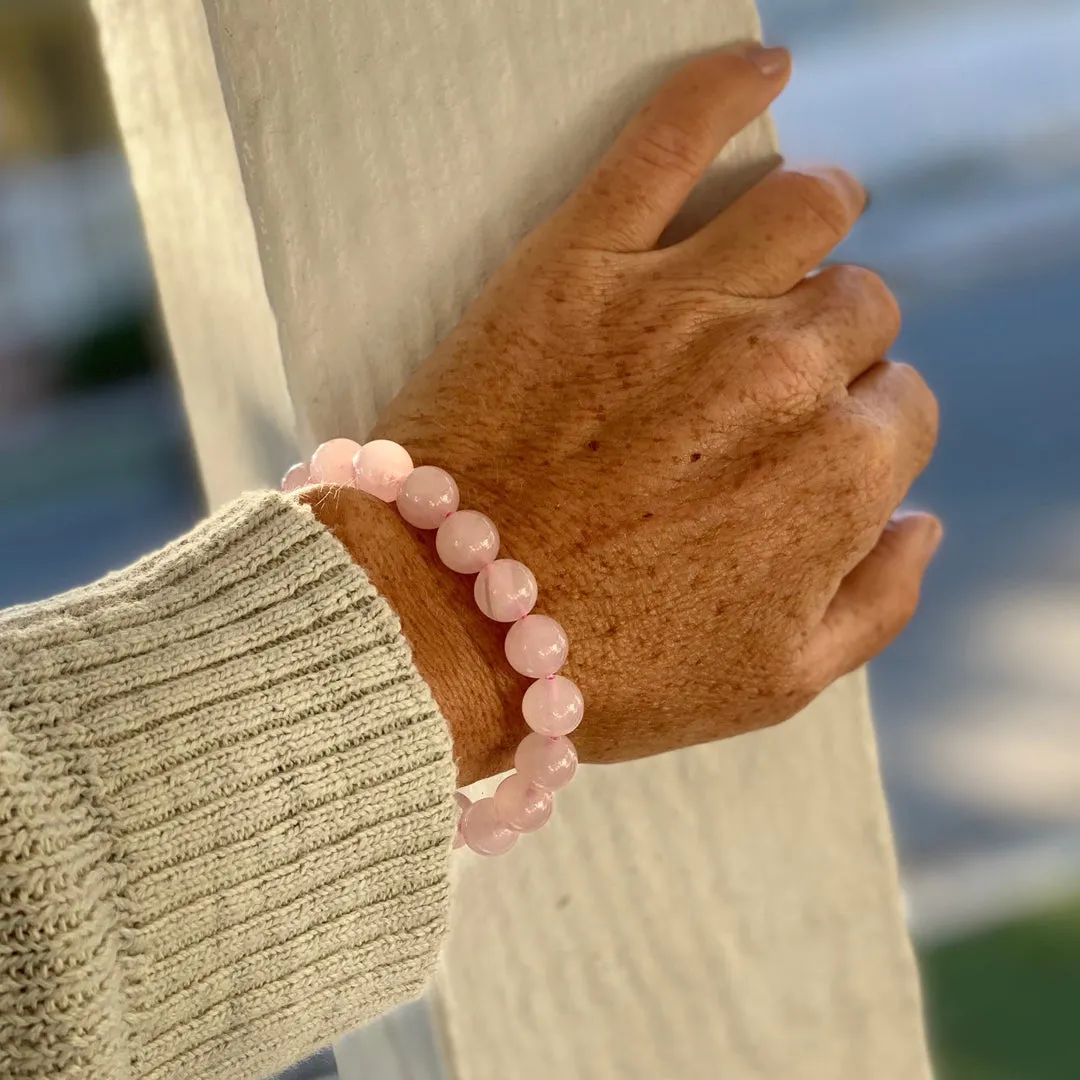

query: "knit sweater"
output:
0 491 459 1080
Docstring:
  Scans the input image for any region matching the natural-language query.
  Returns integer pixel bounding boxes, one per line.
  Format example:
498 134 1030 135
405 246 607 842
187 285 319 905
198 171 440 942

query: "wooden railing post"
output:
91 1 932 1076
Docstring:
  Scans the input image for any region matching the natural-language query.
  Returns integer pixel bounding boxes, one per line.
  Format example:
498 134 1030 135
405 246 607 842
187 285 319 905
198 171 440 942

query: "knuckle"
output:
790 652 831 700
631 118 707 183
781 632 830 700
830 264 902 335
749 328 828 412
784 170 855 241
860 436 896 508
759 625 801 681
837 411 896 508
644 277 727 340
893 362 940 449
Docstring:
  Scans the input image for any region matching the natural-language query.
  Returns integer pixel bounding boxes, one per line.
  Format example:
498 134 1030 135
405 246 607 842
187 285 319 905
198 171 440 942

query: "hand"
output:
330 44 940 784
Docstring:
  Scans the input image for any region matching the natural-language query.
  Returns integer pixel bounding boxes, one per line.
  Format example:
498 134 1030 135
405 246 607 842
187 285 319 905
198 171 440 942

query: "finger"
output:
848 360 940 506
781 264 902 388
552 45 791 253
668 166 866 296
800 513 942 683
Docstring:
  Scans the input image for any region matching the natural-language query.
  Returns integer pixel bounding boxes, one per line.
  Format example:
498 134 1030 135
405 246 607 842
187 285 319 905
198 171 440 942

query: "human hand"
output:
329 43 940 784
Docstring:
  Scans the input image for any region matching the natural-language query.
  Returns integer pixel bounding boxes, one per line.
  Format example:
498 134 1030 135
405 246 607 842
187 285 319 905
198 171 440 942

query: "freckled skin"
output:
307 46 940 786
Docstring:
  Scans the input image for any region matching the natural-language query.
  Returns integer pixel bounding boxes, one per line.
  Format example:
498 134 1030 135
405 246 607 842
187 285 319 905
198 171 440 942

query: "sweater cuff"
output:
1 490 458 1080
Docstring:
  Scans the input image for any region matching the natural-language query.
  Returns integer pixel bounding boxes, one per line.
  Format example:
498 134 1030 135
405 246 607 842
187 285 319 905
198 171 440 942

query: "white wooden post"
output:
92 1 933 1077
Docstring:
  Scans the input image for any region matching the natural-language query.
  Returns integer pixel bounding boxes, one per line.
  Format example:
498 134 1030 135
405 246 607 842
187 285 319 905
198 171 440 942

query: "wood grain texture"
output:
93 0 933 1075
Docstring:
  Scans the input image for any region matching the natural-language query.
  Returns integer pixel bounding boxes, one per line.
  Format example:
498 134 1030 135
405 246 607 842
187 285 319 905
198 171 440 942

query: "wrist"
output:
299 484 523 785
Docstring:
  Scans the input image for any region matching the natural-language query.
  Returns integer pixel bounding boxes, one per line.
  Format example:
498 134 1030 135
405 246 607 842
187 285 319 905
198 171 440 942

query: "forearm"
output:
0 491 457 1080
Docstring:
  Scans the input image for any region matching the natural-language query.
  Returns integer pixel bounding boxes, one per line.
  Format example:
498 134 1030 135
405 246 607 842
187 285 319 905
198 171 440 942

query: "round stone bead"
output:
452 791 472 849
396 465 460 529
461 797 519 856
436 510 500 574
473 560 537 622
352 439 414 502
504 614 568 678
493 773 553 833
514 733 578 792
522 675 584 736
309 438 362 485
280 462 310 492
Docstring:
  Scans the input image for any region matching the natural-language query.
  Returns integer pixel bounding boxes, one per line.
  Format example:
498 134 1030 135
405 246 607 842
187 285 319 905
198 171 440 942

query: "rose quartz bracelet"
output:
282 438 583 856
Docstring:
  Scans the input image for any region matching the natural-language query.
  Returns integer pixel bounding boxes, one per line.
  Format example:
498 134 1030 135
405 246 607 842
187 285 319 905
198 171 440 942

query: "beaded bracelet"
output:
282 438 583 856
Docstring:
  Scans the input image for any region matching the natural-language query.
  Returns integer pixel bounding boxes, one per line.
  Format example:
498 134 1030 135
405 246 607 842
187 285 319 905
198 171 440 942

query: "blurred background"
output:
1 0 1076 1076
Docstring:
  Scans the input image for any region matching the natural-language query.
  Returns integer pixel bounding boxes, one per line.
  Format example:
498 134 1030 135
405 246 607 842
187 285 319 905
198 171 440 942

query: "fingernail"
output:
921 516 944 556
748 45 791 78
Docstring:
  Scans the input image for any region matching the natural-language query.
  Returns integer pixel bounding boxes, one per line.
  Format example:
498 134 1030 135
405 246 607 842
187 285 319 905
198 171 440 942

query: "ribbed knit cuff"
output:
0 491 458 1080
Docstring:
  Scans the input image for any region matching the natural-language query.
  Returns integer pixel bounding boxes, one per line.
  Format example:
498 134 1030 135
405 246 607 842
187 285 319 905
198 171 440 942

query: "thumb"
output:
802 512 942 684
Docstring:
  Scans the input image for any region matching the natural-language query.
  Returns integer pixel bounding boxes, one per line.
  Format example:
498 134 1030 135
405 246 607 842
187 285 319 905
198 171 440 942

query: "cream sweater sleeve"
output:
0 491 458 1080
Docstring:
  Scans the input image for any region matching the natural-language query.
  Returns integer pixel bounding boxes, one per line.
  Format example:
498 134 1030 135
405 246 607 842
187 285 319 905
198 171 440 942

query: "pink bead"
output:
436 511 500 574
453 791 472 849
461 797 519 856
309 438 362 485
504 614 568 678
396 465 460 529
522 675 584 736
352 439 414 502
280 462 310 492
494 773 554 833
474 560 538 622
514 733 578 791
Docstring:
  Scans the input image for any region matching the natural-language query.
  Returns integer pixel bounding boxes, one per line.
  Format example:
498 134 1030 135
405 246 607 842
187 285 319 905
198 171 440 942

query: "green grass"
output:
921 895 1080 1080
